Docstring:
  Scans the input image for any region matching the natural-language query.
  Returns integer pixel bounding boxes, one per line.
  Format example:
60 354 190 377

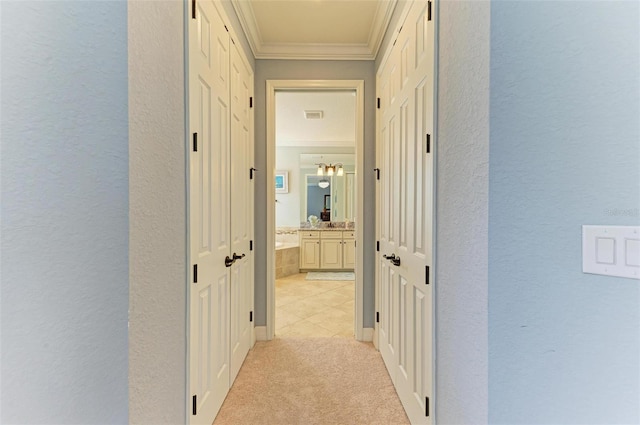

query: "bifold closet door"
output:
188 1 255 424
376 1 435 423
229 41 254 384
188 0 231 423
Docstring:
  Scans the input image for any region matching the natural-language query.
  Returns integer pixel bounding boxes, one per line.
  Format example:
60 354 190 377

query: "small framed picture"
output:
275 170 289 193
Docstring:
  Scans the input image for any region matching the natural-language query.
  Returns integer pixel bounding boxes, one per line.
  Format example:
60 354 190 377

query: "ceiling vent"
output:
304 110 323 120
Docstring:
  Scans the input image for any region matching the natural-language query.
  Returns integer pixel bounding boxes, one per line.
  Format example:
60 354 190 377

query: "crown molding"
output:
254 43 377 61
231 0 263 57
231 0 397 61
368 0 397 58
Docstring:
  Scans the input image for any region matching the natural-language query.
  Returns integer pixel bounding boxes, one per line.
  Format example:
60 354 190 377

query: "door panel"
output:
399 100 410 249
343 238 356 269
229 41 254 384
189 2 254 423
189 1 230 423
300 239 320 269
378 260 397 381
320 239 342 269
375 1 435 424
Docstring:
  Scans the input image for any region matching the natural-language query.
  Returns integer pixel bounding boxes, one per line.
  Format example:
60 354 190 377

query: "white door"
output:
376 1 435 423
229 41 254 383
377 42 400 379
189 0 231 423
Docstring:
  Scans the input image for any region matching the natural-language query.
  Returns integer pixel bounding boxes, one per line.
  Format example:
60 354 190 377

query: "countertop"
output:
298 227 354 232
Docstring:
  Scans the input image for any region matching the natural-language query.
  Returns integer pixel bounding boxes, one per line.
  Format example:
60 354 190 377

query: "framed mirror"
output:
300 154 355 223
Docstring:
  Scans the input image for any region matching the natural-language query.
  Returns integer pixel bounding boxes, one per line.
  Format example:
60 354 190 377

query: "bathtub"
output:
275 241 299 278
275 241 298 250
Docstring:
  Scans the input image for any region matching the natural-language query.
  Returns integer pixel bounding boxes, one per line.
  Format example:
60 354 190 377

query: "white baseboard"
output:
372 326 378 349
361 327 374 342
255 326 268 341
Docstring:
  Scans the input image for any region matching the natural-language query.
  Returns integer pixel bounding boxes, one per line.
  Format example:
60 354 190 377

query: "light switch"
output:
583 225 640 280
626 239 640 267
596 237 615 264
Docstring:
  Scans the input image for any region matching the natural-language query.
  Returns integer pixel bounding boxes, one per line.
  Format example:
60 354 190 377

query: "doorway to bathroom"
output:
265 80 365 340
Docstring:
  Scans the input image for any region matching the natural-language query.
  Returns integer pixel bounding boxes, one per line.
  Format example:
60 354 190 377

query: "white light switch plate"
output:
583 225 640 280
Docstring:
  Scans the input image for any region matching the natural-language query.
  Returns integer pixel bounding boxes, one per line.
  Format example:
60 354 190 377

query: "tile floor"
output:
275 272 354 338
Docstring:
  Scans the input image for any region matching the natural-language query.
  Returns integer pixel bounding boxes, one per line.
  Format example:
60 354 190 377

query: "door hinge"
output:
376 241 380 252
192 133 197 152
428 1 432 21
224 25 229 32
374 168 380 180
250 167 257 179
426 134 431 153
192 395 197 415
193 264 198 283
425 396 430 417
250 240 253 251
377 98 381 109
425 265 430 285
250 311 253 322
250 97 253 108
376 312 380 323
191 0 196 19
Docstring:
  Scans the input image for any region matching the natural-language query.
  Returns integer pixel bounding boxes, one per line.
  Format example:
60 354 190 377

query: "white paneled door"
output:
376 1 435 424
229 41 254 384
189 1 254 424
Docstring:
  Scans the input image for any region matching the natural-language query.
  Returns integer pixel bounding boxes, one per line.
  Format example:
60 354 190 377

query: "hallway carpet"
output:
213 337 410 425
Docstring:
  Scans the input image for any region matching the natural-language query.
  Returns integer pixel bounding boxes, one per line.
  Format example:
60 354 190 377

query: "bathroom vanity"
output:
299 229 355 271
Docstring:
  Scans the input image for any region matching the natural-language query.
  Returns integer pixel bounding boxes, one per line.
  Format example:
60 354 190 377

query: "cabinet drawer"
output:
299 231 320 239
321 231 343 239
343 231 355 239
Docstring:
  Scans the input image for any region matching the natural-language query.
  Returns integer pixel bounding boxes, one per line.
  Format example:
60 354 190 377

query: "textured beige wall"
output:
1 1 129 422
128 1 187 423
435 0 490 423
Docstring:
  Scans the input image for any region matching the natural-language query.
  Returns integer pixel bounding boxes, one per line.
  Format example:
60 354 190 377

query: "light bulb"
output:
327 166 334 176
317 166 323 176
337 167 344 176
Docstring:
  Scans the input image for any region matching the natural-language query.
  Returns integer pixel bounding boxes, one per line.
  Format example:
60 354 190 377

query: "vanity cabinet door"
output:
320 239 343 269
299 238 320 269
342 236 356 270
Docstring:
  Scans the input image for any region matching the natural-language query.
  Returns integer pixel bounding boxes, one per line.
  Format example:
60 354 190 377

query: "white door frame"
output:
266 79 365 340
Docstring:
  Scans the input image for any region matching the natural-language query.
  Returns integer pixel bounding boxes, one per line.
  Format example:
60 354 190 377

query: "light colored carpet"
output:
305 271 355 281
213 338 409 425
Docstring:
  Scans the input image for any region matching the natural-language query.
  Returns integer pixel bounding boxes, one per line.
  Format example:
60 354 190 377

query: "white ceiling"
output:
299 153 355 168
231 0 398 60
276 91 356 147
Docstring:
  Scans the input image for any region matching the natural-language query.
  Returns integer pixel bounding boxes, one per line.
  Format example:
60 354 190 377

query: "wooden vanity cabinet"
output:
299 230 355 271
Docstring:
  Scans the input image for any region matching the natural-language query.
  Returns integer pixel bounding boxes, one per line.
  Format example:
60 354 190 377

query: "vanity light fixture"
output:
318 179 330 189
316 163 344 177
